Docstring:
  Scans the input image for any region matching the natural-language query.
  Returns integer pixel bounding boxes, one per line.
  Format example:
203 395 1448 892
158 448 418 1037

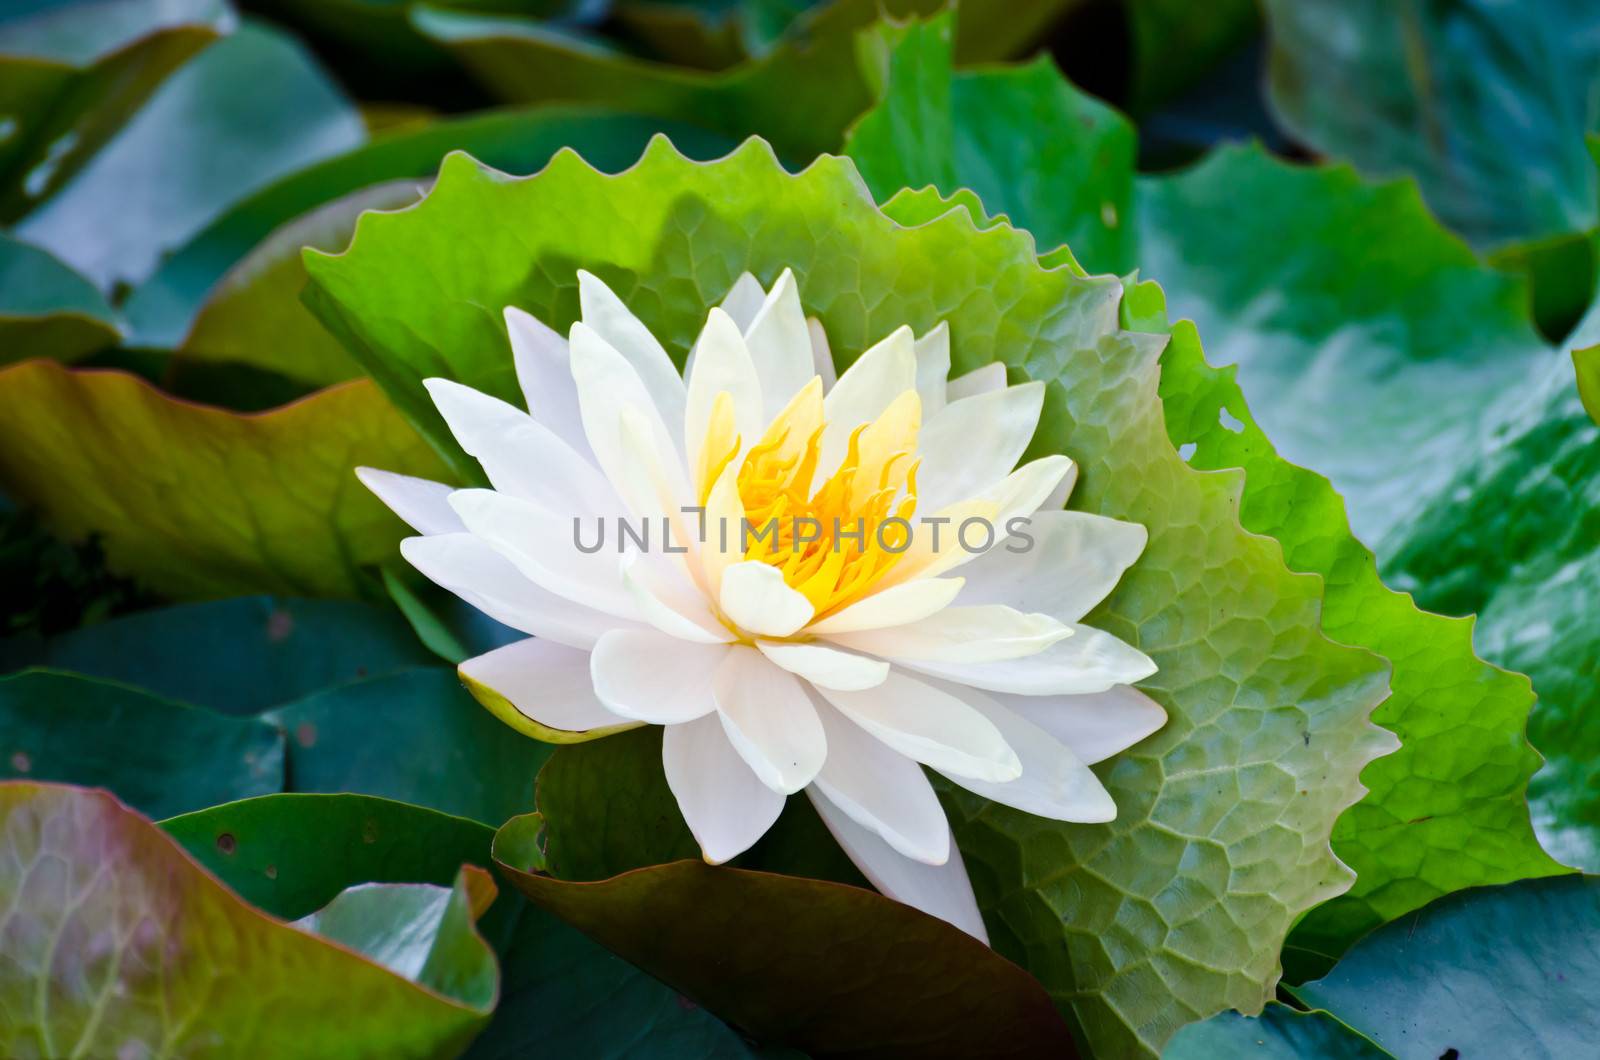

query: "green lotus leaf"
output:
14 19 366 292
125 107 735 351
843 15 1562 976
1162 1002 1392 1060
1262 0 1600 250
0 0 229 220
0 595 438 714
0 360 449 599
0 669 283 818
0 782 495 1057
0 232 121 364
492 810 1078 1056
302 135 1392 1057
1291 876 1600 1059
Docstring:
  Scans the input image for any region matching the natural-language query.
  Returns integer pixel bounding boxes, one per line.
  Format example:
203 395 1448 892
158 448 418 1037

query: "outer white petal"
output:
997 685 1168 765
400 534 631 649
808 317 837 389
619 552 734 644
804 577 965 634
576 270 686 441
945 362 1006 400
685 307 764 459
809 699 949 863
569 321 689 506
916 382 1045 515
712 646 827 794
825 605 1071 663
718 271 768 331
459 638 631 736
356 468 463 536
742 268 814 418
955 510 1147 624
506 306 596 465
1037 461 1078 513
719 561 814 638
664 714 785 864
816 669 1020 783
807 788 987 943
423 376 527 456
448 488 636 618
755 641 888 691
897 624 1157 695
818 325 915 481
913 322 951 415
590 629 725 724
934 684 1117 822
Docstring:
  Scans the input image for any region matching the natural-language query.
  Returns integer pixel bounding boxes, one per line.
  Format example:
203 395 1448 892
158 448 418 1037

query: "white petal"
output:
897 456 1078 585
955 510 1147 624
505 306 596 465
816 670 1020 783
423 376 528 456
807 788 987 943
916 382 1045 515
619 552 733 644
577 270 686 441
664 714 785 864
400 534 630 649
825 605 1071 663
356 468 463 536
743 269 814 418
935 685 1116 822
913 322 951 416
718 271 768 331
699 453 746 601
719 561 814 638
459 638 633 738
590 629 725 723
713 646 827 794
897 624 1157 695
1037 461 1078 513
945 362 1006 400
819 325 915 481
756 641 888 691
448 488 637 618
809 700 949 863
997 685 1168 765
808 317 837 389
685 307 764 461
569 321 689 506
804 577 965 634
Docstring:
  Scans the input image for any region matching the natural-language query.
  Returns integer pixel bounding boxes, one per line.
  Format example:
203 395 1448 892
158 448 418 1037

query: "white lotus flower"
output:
359 269 1165 942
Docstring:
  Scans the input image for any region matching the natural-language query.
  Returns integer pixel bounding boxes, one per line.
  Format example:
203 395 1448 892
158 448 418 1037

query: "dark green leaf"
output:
0 669 282 818
0 233 120 364
1162 1003 1393 1059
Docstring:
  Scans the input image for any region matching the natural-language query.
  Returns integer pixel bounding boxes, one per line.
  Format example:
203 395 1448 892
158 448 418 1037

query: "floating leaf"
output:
303 136 1392 1057
0 0 229 218
14 19 366 291
0 360 449 599
845 17 1561 977
1163 1003 1392 1059
0 782 494 1057
1292 876 1600 1060
0 669 282 818
0 232 120 364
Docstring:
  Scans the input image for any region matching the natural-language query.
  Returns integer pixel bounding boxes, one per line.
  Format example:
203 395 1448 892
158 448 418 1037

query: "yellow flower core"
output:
700 378 923 620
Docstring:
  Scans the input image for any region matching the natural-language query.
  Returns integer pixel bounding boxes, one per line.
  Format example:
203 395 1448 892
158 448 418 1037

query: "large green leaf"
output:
1162 1003 1392 1060
303 137 1392 1057
843 15 1561 975
268 668 549 825
125 107 736 349
162 792 496 920
1292 876 1600 1059
0 669 283 818
0 360 449 599
493 811 1077 1057
0 233 121 364
1262 0 1600 250
0 782 495 1057
0 595 438 714
14 19 365 292
0 0 228 220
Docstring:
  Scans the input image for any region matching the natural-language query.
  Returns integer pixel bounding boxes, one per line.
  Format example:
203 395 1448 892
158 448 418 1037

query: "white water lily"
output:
359 269 1164 942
